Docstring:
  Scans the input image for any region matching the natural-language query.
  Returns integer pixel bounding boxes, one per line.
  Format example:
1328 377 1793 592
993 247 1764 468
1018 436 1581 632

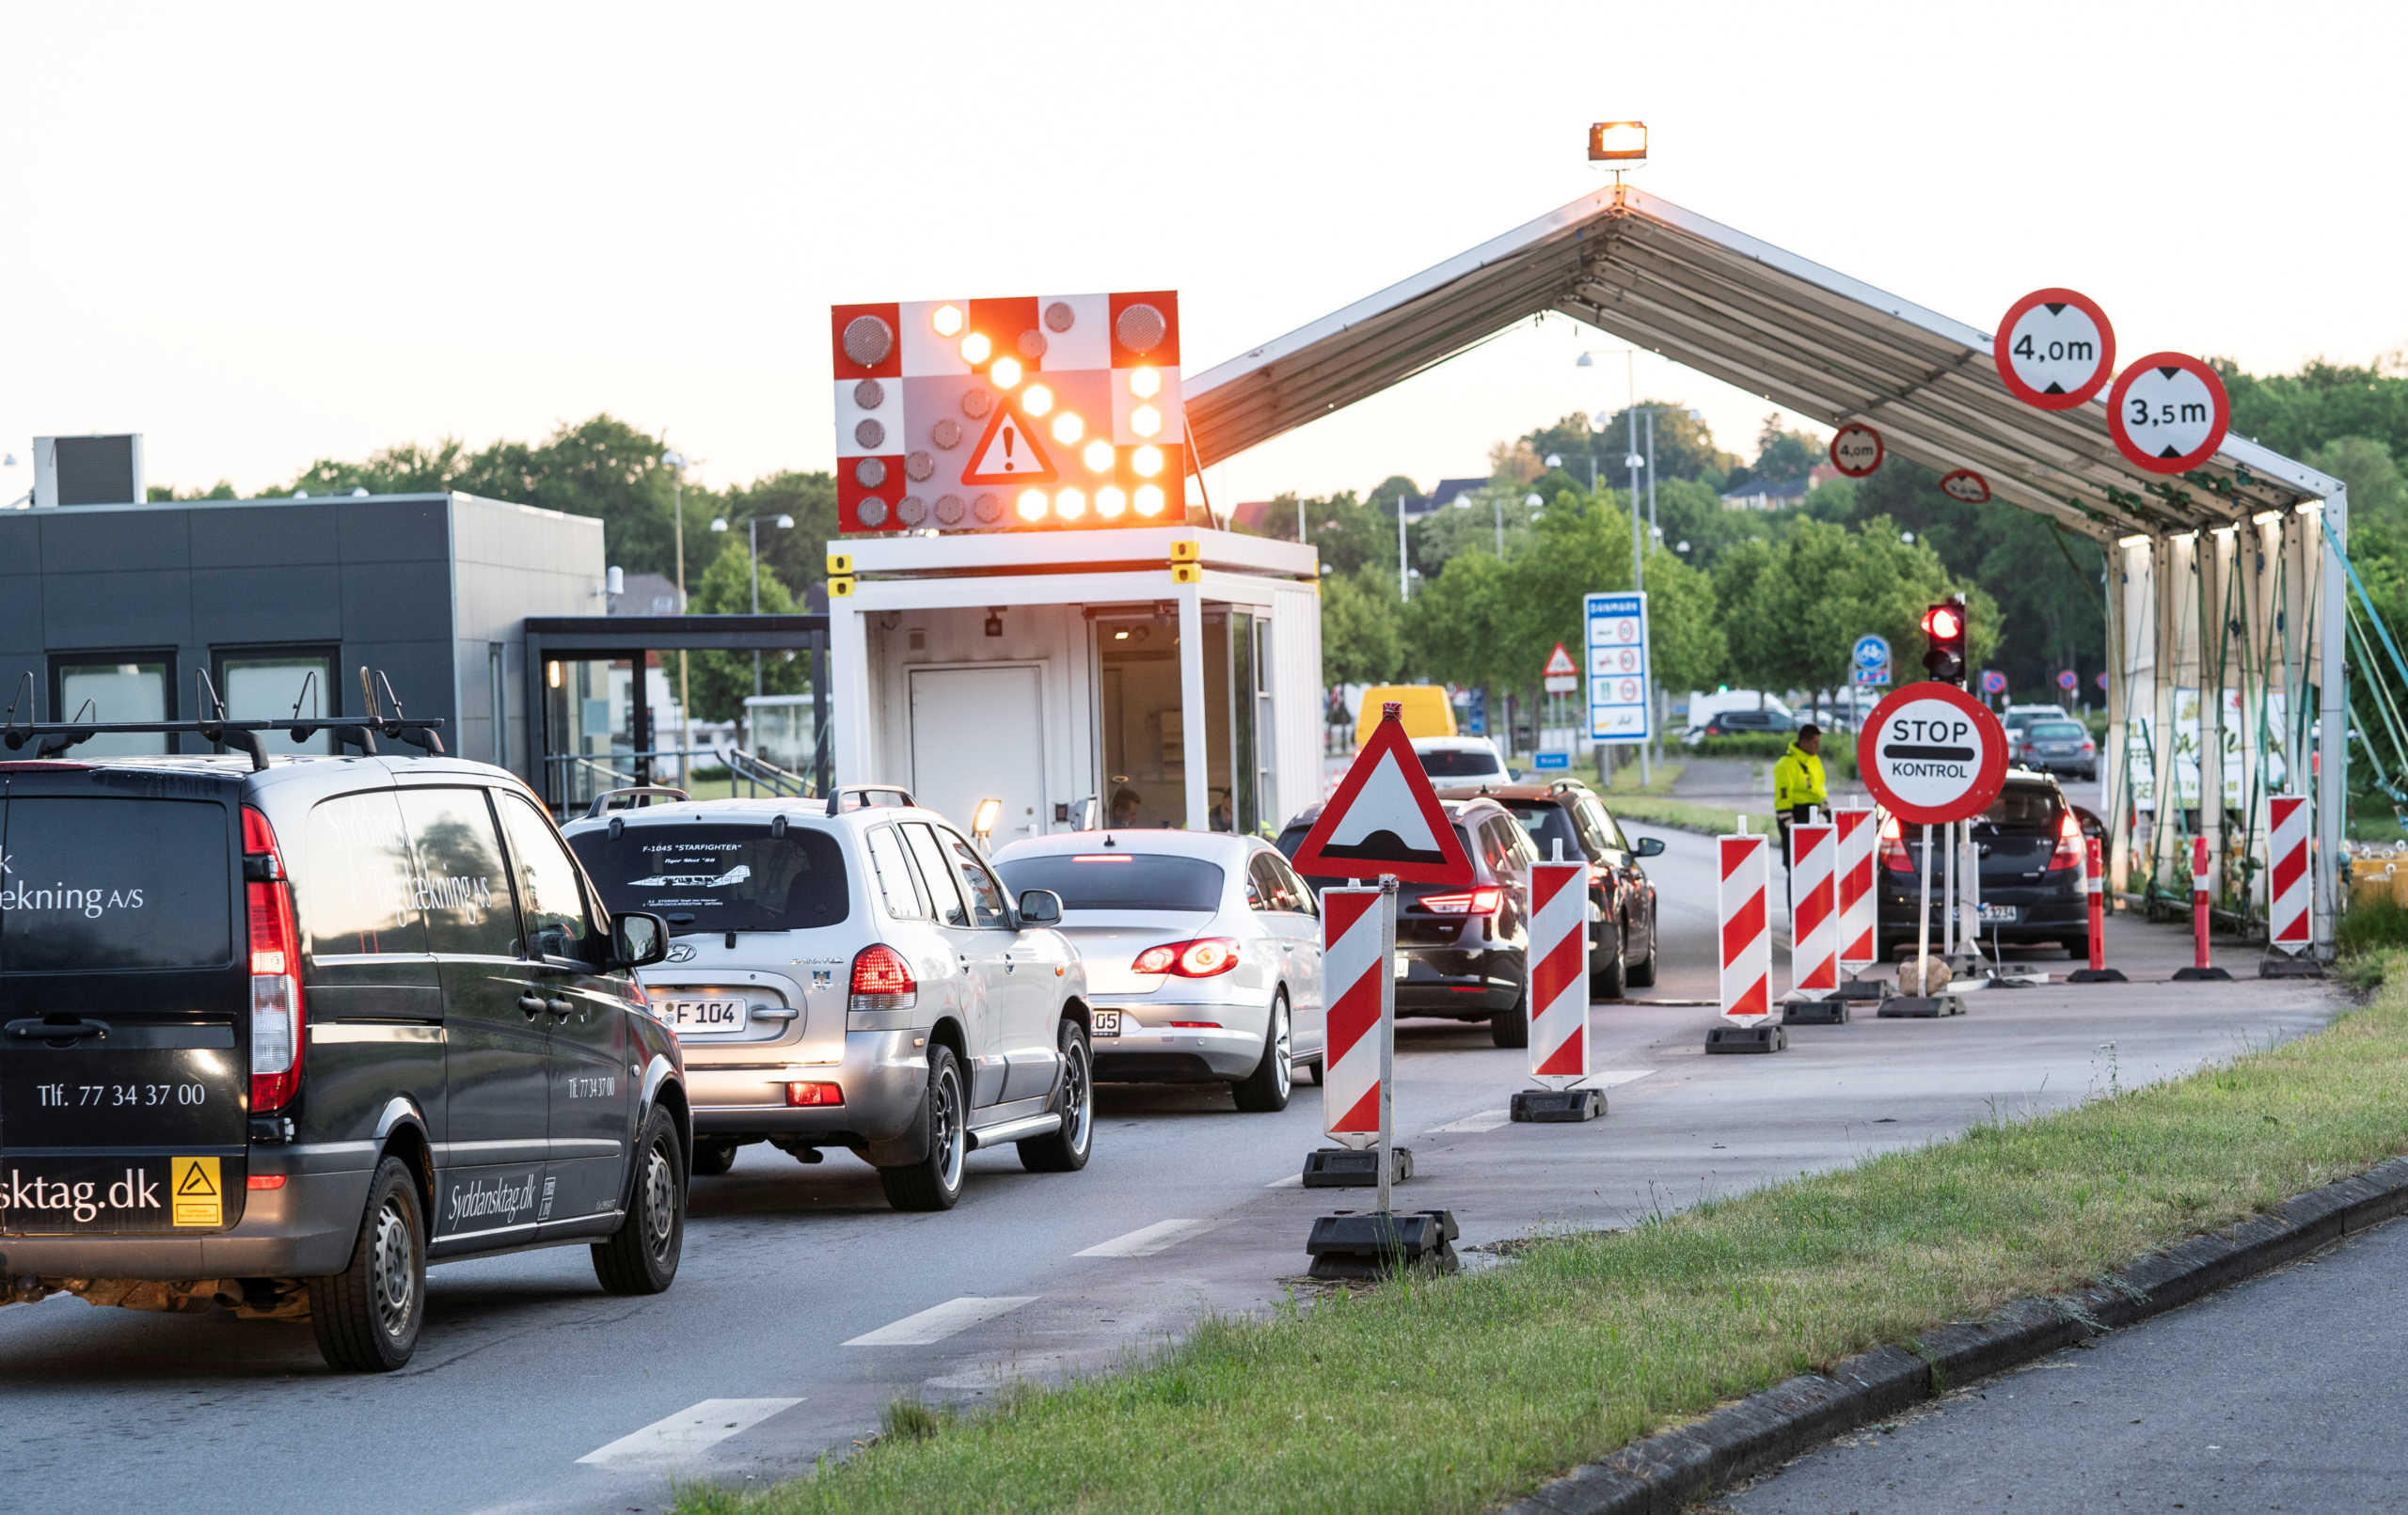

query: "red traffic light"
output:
1923 605 1964 641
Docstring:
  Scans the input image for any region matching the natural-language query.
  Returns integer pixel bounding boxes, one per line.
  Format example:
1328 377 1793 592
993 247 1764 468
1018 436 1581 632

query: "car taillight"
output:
1420 887 1502 915
786 1081 844 1106
1133 939 1242 977
1878 814 1912 873
244 807 306 1114
2082 739 2097 754
2047 811 2083 872
849 943 916 1010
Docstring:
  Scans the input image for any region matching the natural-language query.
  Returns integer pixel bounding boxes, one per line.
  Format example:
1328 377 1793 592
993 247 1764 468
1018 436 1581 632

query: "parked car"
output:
1684 689 1798 731
990 831 1323 1111
1875 769 2089 960
2011 718 2098 781
0 744 684 1372
1434 779 1664 998
1683 707 1799 745
1276 795 1536 1047
1411 734 1512 783
565 786 1093 1212
2000 703 2070 747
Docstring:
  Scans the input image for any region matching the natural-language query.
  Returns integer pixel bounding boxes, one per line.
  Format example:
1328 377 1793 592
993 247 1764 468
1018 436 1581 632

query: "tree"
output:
1319 569 1405 686
718 471 840 602
684 535 807 726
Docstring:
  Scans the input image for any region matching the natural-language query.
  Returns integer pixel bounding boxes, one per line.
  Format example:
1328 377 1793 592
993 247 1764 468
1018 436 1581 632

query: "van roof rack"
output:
0 716 447 772
583 785 690 819
824 784 914 816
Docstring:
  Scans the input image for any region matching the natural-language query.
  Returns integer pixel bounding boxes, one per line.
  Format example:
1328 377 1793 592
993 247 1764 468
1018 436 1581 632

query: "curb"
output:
1502 1154 2408 1515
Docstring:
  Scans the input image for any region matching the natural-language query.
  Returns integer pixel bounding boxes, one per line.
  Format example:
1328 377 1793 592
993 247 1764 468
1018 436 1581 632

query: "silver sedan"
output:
990 830 1324 1112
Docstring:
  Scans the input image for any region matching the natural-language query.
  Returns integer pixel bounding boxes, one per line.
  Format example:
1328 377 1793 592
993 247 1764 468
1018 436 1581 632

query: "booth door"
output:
910 666 1047 840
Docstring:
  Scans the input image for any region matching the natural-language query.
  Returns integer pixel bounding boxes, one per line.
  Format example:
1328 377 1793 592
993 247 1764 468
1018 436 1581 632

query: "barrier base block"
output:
1704 1022 1787 1054
1782 996 1849 1025
1301 1145 1416 1189
1305 1208 1460 1279
2260 953 2326 980
1510 1087 1604 1123
2067 967 2130 983
1830 977 1892 1002
1879 995 1967 1018
2172 966 2234 982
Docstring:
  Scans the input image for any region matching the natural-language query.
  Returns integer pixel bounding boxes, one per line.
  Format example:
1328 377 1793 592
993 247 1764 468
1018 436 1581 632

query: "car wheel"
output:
879 1045 969 1209
691 1139 737 1176
308 1156 427 1373
1020 1019 1095 1172
1591 916 1628 1000
1232 991 1293 1113
593 1106 687 1295
1625 905 1658 987
1490 987 1529 1049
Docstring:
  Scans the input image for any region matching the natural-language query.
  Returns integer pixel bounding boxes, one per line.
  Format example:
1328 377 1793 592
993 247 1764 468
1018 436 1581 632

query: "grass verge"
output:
1605 759 1685 797
1603 794 1775 836
682 965 2390 1515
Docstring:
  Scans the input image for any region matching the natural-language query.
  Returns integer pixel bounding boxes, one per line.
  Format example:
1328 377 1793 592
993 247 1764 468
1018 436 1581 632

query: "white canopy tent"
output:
1185 182 2350 951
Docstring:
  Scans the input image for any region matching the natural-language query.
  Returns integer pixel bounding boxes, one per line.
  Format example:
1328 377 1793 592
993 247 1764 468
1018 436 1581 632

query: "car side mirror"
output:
608 910 670 970
1017 889 1064 926
1633 836 1666 857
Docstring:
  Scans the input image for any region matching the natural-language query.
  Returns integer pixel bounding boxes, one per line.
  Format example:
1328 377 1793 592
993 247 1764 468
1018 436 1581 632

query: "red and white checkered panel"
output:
830 291 1188 534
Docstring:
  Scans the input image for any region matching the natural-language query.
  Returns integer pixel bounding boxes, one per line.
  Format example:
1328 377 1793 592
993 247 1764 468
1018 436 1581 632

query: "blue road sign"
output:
1533 750 1571 771
1850 632 1892 687
1585 592 1652 745
1463 686 1486 734
1981 669 2007 696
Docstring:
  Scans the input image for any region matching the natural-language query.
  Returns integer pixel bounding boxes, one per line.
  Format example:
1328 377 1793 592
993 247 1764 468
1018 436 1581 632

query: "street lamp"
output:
711 512 797 721
662 448 695 786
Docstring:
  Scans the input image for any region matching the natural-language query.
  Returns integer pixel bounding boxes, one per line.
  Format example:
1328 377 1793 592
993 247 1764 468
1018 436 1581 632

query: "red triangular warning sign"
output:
1291 703 1475 885
1542 641 1577 679
959 398 1057 486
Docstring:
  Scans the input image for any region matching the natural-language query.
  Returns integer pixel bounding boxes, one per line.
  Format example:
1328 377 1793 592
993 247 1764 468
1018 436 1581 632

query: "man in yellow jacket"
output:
1772 724 1828 884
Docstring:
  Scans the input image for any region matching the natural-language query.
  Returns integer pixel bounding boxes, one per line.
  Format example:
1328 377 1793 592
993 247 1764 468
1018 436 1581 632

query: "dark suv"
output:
0 729 684 1372
1434 779 1664 998
1876 769 2088 959
1276 795 1536 1048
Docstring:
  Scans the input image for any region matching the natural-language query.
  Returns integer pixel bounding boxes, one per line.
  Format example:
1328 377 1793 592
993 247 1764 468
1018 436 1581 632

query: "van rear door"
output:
0 773 251 1235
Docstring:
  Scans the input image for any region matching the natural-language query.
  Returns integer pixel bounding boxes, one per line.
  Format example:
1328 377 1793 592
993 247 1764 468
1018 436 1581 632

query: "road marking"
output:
844 1295 1038 1347
576 1398 801 1470
1426 1109 1512 1134
1589 1068 1655 1088
1265 1173 1304 1188
1075 1219 1218 1257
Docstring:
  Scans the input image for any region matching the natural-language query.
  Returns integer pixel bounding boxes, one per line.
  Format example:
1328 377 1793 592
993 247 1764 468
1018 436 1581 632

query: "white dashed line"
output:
577 1397 802 1470
1075 1219 1218 1257
1588 1068 1656 1088
1426 1109 1513 1134
1265 1173 1304 1188
843 1295 1038 1347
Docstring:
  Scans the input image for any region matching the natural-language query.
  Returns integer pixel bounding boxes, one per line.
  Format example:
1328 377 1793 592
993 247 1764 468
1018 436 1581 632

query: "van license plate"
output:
1090 1011 1121 1038
662 999 749 1034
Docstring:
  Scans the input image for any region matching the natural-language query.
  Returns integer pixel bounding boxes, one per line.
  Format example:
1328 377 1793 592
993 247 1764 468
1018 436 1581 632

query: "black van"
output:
0 740 684 1371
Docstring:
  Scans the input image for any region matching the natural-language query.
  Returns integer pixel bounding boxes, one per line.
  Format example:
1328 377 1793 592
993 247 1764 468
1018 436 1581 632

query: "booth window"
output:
214 646 338 755
51 653 175 755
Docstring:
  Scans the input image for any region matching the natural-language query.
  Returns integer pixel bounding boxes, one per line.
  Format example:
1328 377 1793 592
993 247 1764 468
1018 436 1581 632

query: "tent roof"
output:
1184 184 2338 541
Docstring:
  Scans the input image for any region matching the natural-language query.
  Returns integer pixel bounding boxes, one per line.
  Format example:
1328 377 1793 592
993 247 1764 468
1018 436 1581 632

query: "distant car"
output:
565 788 1095 1213
2000 703 2070 745
1435 779 1665 998
1876 770 2088 960
990 831 1323 1112
1683 707 1799 745
1276 794 1537 1048
1411 734 1512 783
2012 718 2098 781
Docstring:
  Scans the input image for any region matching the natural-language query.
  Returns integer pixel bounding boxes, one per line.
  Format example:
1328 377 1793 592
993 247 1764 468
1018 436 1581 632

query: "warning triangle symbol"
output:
176 1163 217 1197
1542 641 1577 678
959 399 1057 486
1291 703 1476 885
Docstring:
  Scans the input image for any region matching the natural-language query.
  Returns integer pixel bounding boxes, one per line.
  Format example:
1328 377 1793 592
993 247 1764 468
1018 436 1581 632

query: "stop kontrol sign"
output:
1856 681 2008 826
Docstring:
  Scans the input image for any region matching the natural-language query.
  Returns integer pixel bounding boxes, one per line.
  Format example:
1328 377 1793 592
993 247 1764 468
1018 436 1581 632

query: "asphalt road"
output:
0 825 2337 1515
1723 1216 2408 1514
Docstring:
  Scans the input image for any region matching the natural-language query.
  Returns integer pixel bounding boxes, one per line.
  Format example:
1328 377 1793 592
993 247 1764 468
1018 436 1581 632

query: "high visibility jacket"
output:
1772 744 1827 813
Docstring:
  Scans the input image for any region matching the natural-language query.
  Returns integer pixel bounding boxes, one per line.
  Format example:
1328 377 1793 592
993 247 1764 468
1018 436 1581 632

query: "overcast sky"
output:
5 0 2402 511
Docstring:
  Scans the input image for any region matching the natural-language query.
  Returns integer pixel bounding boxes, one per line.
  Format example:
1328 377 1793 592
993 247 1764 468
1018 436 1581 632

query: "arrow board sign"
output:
1856 681 2008 827
2107 353 2230 475
958 399 1057 486
1291 707 1474 885
1994 288 2115 410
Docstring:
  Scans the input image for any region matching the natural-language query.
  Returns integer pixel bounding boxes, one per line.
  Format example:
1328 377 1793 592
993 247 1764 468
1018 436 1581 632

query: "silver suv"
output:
562 788 1092 1211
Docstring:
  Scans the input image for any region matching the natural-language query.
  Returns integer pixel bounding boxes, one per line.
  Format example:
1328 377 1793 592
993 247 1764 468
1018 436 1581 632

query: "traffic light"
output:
1921 599 1968 684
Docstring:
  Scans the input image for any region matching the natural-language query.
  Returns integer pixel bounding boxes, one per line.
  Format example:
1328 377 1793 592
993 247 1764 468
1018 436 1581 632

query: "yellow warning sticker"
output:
170 1157 222 1228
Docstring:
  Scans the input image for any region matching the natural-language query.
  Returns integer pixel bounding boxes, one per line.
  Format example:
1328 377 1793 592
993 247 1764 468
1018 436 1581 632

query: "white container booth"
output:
825 527 1323 843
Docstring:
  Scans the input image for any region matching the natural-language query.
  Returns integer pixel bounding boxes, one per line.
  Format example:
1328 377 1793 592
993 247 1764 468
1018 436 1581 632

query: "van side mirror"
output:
609 910 670 970
1017 889 1064 926
1633 836 1666 857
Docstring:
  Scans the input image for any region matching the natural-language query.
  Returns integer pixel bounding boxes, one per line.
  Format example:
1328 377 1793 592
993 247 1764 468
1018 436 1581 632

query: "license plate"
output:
661 998 749 1034
1979 904 2018 923
1090 1011 1121 1038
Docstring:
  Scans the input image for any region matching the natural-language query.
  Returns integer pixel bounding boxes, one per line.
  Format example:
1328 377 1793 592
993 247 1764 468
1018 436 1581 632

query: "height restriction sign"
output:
1994 288 2115 410
2107 353 2230 475
1829 422 1883 478
1856 682 2007 826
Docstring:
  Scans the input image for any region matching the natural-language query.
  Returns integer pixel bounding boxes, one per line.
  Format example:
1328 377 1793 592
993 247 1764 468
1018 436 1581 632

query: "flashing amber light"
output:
1132 445 1164 478
1129 366 1162 399
1082 439 1116 472
1588 120 1647 163
1051 411 1085 444
1130 404 1163 438
990 355 1023 389
1096 485 1129 519
1054 487 1087 521
1021 382 1054 416
1016 488 1049 522
931 304 964 337
959 332 992 365
1133 483 1166 518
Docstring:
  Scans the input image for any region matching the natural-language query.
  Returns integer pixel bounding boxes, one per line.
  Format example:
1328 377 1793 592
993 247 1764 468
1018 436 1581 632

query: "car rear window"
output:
994 853 1225 912
569 824 849 932
1 797 232 971
1502 800 1583 860
1979 785 2063 833
1274 824 1311 860
2030 722 2086 739
1417 749 1503 778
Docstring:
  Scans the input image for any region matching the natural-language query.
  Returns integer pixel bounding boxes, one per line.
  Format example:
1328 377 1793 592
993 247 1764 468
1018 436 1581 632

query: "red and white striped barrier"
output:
1321 885 1388 1144
1528 850 1590 1081
1833 808 1877 973
1787 822 1837 998
2269 795 2311 953
1719 833 1772 1024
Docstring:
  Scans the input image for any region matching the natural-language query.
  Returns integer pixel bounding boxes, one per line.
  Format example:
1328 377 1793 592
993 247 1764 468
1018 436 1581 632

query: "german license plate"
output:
661 999 749 1034
1979 904 2018 923
1090 1011 1121 1038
